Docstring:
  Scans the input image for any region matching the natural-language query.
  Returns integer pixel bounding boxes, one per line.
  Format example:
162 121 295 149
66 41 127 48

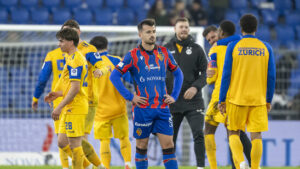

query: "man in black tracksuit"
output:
165 17 207 169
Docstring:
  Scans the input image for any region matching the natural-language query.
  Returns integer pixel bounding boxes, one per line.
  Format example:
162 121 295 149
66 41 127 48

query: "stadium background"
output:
0 0 299 167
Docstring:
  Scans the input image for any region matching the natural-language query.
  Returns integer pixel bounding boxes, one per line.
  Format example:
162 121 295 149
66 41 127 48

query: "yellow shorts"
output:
54 113 64 134
58 113 86 137
226 102 268 132
94 114 129 139
205 99 226 126
85 106 96 134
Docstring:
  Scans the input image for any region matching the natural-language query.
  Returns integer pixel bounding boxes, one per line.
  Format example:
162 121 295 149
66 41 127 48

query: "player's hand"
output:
31 100 38 111
206 69 216 78
164 94 175 104
51 107 62 121
44 91 63 103
132 94 148 107
183 87 198 100
93 69 103 78
266 103 271 112
218 103 226 115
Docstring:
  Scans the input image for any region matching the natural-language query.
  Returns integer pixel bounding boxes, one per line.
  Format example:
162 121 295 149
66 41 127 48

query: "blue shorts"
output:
133 107 173 139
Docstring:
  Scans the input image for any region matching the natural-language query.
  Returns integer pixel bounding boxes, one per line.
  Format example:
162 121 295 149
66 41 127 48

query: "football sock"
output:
162 148 178 169
205 134 217 169
120 137 131 163
251 139 262 169
135 147 148 169
229 135 244 169
59 147 69 168
100 139 111 169
72 146 84 169
82 139 101 166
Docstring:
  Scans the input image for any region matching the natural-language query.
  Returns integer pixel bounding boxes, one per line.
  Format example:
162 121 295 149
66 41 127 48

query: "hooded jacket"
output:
165 35 207 113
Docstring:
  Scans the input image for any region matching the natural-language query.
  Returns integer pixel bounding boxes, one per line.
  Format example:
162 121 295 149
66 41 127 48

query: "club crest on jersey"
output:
136 128 142 136
186 47 192 55
118 62 124 68
158 52 164 61
71 68 78 76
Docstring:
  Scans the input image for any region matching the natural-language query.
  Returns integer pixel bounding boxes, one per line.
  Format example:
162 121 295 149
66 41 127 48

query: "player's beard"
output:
145 37 156 45
178 32 188 40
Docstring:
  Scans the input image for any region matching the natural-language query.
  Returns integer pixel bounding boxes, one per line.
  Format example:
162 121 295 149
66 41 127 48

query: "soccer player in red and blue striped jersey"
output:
110 19 183 169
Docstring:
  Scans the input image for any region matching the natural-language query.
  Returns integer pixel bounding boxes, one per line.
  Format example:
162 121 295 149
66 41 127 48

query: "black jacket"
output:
165 35 207 113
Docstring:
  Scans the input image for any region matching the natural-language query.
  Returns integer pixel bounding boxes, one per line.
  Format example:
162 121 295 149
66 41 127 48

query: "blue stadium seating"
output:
127 0 145 13
296 26 300 40
286 12 300 27
20 0 38 8
94 8 113 25
11 7 30 24
136 9 147 22
106 0 124 11
225 11 240 24
239 9 259 19
30 8 49 24
249 0 266 8
64 0 82 9
0 7 8 23
230 0 247 9
116 7 135 25
296 0 300 10
42 0 60 9
0 0 17 8
275 25 295 43
74 8 93 25
256 25 271 41
274 0 292 12
261 9 279 26
86 0 103 9
52 8 71 24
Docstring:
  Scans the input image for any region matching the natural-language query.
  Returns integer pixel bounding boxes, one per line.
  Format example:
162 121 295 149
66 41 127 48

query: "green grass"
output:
0 166 299 169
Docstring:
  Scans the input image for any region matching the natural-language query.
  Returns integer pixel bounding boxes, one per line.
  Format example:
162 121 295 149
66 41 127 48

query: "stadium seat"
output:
0 0 17 8
285 12 300 27
239 9 259 20
230 0 247 9
296 26 300 40
106 0 124 11
74 8 93 25
94 8 113 25
20 0 38 8
52 8 71 24
116 7 135 25
86 0 103 9
11 7 30 24
30 8 49 24
296 0 300 10
42 0 60 9
127 0 145 13
274 0 292 12
136 9 147 22
249 0 266 8
225 11 239 24
0 7 8 23
64 0 82 9
275 25 295 43
261 10 279 26
256 25 271 41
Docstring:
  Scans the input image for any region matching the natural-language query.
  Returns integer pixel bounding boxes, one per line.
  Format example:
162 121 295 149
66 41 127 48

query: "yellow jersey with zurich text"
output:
207 35 241 101
32 48 66 108
86 51 132 121
219 35 276 106
55 51 89 114
77 41 98 106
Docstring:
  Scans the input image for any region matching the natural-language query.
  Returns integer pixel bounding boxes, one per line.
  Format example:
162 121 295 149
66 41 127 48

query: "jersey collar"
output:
217 35 242 46
98 51 108 56
242 34 256 38
139 44 158 54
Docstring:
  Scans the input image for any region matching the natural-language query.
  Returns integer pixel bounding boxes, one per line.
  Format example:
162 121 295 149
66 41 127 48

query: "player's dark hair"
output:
240 14 258 33
56 28 79 47
220 20 235 36
90 36 108 50
202 25 217 37
61 19 80 30
175 17 189 25
137 19 156 32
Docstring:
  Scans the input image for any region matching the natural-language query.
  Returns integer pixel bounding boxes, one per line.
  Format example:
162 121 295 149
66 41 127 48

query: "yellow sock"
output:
62 144 73 157
229 135 244 168
59 148 69 168
120 137 131 163
82 139 101 166
83 157 91 168
205 134 217 169
100 139 111 169
72 146 84 169
251 139 262 169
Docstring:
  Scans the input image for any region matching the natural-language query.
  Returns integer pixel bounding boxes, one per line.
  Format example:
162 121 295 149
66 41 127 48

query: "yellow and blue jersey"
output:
55 51 88 114
86 51 132 121
219 35 276 106
207 35 241 101
33 48 66 108
77 41 98 106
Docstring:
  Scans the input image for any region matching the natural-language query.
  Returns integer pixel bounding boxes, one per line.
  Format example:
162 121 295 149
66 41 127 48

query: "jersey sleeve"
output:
86 52 110 76
167 49 178 72
264 42 276 103
33 53 53 100
67 59 84 82
115 52 133 74
207 52 218 84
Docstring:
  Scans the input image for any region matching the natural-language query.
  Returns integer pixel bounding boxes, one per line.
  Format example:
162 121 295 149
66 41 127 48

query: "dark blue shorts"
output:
132 107 173 139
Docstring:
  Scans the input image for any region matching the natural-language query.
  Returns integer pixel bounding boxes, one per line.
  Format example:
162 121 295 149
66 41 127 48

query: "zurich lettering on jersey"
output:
238 47 265 56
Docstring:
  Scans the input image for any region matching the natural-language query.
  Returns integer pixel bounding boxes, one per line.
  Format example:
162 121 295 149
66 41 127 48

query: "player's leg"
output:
84 106 97 139
185 109 205 169
135 138 149 169
171 112 184 152
249 132 262 169
112 114 132 169
204 122 218 169
240 131 252 167
68 136 84 169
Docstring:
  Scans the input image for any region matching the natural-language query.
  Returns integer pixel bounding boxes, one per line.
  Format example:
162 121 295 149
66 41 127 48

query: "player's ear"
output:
138 31 142 38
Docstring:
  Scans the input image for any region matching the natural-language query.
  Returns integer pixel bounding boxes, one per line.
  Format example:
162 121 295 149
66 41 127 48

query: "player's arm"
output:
32 54 53 110
207 52 218 84
265 42 276 112
86 52 110 78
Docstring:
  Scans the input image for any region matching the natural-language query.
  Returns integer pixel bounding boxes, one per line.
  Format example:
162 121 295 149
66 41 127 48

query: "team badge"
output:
186 47 192 55
71 68 78 76
136 128 142 136
118 62 124 68
157 52 164 61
